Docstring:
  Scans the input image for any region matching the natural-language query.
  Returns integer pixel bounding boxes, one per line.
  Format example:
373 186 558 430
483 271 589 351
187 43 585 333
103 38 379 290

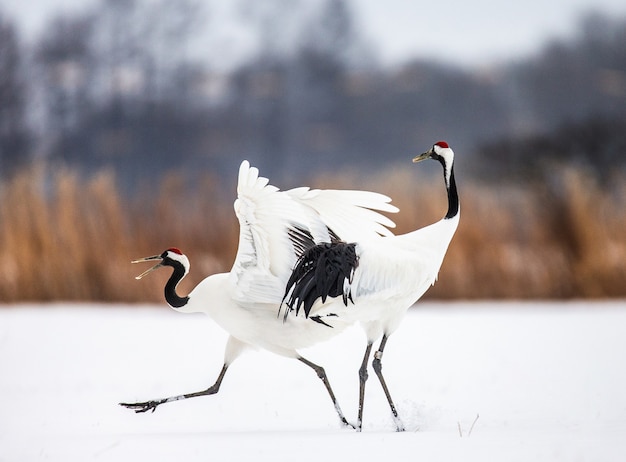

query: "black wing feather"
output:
281 242 358 320
287 225 316 257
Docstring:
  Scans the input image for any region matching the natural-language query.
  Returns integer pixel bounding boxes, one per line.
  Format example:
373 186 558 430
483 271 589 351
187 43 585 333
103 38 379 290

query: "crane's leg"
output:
298 356 356 429
119 364 229 413
372 335 405 431
357 342 373 431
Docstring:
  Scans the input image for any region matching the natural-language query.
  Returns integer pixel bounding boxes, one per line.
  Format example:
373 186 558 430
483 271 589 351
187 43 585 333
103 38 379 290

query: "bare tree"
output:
238 0 306 59
35 14 96 135
0 11 29 174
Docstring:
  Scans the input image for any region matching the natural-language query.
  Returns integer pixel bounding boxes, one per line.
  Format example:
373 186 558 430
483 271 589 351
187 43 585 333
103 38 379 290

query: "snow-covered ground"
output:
1 301 625 461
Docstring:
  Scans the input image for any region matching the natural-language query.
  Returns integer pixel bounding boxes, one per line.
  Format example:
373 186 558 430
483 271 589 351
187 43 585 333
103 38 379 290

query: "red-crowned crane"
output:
281 141 460 431
120 160 398 429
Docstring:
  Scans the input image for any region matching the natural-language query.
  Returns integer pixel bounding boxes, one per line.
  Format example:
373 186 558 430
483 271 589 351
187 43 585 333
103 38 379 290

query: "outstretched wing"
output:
229 161 329 305
229 161 399 306
286 188 398 242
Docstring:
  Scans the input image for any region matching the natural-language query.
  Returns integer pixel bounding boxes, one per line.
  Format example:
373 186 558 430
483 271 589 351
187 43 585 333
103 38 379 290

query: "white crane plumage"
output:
281 141 460 431
120 160 398 428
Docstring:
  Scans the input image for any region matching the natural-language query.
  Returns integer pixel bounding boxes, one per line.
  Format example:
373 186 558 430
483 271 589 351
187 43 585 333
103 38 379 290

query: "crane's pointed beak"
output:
132 255 163 280
412 149 432 163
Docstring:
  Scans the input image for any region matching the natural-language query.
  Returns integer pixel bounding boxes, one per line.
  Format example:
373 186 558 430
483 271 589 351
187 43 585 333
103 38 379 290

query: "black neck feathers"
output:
445 166 459 219
434 154 459 220
164 261 190 308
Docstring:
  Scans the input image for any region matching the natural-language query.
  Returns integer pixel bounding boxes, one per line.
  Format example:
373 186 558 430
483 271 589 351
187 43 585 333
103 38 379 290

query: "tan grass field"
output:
0 163 624 303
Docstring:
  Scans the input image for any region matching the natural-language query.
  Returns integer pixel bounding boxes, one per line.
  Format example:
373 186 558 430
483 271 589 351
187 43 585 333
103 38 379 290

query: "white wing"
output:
229 161 399 305
286 188 398 241
229 161 328 304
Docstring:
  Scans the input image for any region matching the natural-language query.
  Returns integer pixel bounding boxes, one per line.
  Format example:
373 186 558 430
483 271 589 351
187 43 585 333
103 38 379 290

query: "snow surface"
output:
1 301 625 461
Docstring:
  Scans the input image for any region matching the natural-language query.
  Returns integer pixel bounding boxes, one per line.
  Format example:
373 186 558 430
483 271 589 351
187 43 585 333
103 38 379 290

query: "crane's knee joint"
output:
359 365 369 382
313 366 326 380
372 351 383 373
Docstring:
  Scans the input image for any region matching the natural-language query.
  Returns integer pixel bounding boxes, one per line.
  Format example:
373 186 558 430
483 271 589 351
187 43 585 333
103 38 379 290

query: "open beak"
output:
412 149 432 163
132 255 163 280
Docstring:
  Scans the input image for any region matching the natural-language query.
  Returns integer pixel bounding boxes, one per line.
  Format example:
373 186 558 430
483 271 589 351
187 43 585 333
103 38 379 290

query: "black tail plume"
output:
281 242 358 320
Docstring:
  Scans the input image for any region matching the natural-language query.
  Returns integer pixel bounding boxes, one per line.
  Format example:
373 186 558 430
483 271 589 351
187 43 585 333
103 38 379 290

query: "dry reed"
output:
0 162 624 303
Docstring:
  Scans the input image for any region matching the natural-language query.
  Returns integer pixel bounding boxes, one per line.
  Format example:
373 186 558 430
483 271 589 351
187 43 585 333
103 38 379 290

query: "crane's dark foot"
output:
340 417 358 430
394 416 406 432
119 399 167 413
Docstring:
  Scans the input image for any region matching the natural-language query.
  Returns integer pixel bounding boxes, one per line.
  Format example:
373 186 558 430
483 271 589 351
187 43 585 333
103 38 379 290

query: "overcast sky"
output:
3 0 626 69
